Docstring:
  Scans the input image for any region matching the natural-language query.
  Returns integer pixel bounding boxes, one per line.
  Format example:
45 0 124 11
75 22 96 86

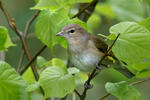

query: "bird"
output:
56 24 134 78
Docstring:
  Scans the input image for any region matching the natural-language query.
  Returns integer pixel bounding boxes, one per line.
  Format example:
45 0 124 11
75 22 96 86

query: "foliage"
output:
0 61 29 100
109 22 150 72
35 8 87 49
39 66 75 98
0 0 150 100
108 0 144 21
0 26 14 51
105 81 141 100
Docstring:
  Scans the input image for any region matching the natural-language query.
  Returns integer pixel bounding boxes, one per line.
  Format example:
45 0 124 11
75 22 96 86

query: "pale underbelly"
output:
71 53 101 72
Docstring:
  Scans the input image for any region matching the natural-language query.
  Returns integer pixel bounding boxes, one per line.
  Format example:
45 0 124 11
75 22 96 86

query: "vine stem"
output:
98 77 150 100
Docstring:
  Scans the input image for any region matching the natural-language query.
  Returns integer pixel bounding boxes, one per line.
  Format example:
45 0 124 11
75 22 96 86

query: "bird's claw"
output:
84 81 93 89
94 63 101 71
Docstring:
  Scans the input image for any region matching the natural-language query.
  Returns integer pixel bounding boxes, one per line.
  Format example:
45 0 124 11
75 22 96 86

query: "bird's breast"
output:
69 48 102 72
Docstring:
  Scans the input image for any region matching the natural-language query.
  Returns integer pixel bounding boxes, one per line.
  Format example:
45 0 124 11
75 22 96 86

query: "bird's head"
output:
56 24 88 40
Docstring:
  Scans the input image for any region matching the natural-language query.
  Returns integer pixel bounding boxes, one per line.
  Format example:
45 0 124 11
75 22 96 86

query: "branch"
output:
12 33 36 43
99 93 110 100
98 77 150 100
131 78 150 85
17 50 25 72
78 34 120 100
0 0 39 82
20 0 99 77
0 2 50 97
17 11 40 72
20 45 47 75
74 89 81 98
24 11 40 37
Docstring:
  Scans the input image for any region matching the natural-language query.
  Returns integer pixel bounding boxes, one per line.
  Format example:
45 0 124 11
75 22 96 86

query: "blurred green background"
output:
0 0 150 100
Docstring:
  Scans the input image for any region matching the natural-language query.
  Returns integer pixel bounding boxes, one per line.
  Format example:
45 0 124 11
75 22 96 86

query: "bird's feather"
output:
90 34 108 53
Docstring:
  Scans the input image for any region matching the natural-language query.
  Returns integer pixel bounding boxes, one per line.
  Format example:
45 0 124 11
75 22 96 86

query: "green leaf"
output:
0 26 14 51
139 17 150 31
43 58 66 69
74 72 88 85
105 81 140 100
146 0 150 7
32 0 92 10
106 81 128 99
108 0 144 21
109 22 150 71
95 3 116 19
31 0 64 10
64 0 92 5
108 33 116 40
34 0 40 3
70 18 87 30
36 56 47 68
67 67 80 75
39 66 75 98
122 86 141 100
30 92 43 100
22 67 36 84
136 69 150 78
35 8 69 49
35 8 87 49
87 13 101 33
0 61 29 100
26 82 40 92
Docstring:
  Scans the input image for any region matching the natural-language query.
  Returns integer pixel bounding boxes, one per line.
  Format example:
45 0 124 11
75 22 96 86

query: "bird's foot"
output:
94 63 101 71
84 81 93 89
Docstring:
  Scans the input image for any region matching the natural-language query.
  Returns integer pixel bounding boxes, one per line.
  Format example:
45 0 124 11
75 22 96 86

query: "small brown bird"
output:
56 24 134 78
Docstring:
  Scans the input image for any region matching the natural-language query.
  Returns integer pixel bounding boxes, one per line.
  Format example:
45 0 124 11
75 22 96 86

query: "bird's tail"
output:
103 56 135 78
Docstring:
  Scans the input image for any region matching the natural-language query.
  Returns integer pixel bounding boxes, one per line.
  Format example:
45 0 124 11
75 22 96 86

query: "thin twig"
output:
12 33 36 43
20 45 47 75
17 11 40 72
24 10 40 37
0 1 44 96
74 89 81 98
79 33 120 100
0 2 49 97
0 1 39 80
99 93 110 100
131 78 150 85
17 50 25 72
98 77 150 100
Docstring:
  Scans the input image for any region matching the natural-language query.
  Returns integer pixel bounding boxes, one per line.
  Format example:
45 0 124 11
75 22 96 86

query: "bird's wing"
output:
90 34 135 78
90 34 116 59
90 34 108 53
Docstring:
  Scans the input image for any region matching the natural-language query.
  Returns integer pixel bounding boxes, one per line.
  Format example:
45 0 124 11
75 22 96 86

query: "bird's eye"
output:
69 29 75 33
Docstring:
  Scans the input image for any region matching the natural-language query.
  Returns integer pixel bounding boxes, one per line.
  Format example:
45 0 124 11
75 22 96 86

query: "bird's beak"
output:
56 32 63 36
